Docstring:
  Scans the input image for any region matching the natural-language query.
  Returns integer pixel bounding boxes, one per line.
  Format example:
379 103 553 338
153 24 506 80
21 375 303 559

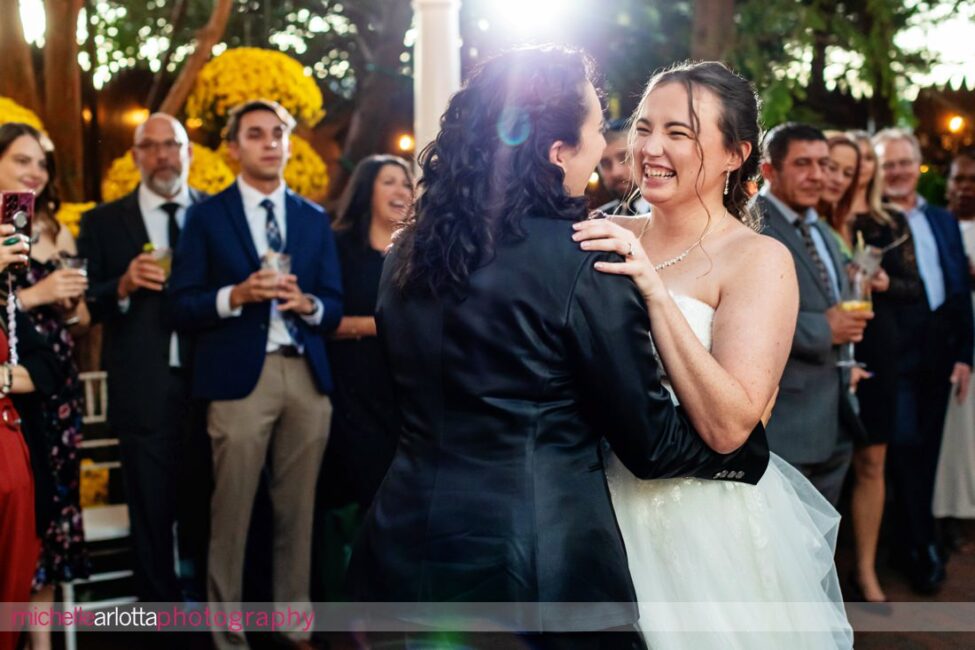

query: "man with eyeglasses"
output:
78 113 208 605
874 128 974 594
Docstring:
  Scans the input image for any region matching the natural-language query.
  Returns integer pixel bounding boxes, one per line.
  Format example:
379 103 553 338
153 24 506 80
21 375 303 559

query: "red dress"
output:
0 327 39 650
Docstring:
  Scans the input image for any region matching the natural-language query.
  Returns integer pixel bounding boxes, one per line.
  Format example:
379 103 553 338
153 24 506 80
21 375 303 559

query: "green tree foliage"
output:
730 0 936 128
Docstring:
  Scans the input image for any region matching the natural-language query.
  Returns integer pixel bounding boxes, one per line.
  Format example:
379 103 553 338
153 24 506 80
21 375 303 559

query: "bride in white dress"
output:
573 62 853 648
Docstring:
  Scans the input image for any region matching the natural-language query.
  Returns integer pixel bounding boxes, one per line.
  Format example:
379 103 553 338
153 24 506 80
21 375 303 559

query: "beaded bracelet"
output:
6 274 17 366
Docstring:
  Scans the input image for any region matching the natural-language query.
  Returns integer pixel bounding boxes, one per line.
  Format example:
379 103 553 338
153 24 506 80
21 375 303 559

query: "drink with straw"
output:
837 267 871 368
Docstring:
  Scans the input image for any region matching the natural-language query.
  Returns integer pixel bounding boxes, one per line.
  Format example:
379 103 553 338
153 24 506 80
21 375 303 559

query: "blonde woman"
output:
846 130 918 601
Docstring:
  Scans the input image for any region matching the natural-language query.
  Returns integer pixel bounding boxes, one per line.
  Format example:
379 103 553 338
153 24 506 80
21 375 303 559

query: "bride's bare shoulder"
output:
722 225 796 284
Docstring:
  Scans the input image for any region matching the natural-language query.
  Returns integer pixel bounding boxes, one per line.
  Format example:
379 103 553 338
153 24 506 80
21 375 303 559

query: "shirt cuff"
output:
299 295 323 326
118 296 131 314
216 285 243 318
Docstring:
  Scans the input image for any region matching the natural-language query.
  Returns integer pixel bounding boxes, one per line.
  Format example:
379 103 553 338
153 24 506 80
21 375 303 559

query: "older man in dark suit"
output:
78 113 207 603
754 123 872 506
875 128 974 594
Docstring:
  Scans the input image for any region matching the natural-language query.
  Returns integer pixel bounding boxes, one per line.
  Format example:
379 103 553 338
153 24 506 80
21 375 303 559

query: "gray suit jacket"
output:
755 194 851 464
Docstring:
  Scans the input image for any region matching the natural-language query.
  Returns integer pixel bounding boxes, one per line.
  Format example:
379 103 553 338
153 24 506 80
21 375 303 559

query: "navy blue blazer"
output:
921 202 974 366
168 182 343 400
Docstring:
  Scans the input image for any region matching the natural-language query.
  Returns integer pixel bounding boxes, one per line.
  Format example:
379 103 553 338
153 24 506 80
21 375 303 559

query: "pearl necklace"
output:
638 209 728 271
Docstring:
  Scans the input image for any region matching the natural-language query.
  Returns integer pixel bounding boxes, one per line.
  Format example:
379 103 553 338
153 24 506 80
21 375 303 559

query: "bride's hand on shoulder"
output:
571 218 666 303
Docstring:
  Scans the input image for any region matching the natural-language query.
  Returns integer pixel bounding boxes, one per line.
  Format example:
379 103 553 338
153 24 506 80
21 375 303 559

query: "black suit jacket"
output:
77 187 205 430
348 215 769 631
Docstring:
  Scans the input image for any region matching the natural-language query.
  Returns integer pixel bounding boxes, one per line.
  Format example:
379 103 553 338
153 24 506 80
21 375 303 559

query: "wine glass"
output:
837 268 871 368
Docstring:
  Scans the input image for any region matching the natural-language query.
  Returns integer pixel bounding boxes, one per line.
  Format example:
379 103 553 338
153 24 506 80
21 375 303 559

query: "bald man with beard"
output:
78 113 208 603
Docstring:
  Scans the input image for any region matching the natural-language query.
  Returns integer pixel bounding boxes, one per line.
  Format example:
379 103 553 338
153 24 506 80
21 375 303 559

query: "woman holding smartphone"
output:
0 220 64 650
0 123 89 650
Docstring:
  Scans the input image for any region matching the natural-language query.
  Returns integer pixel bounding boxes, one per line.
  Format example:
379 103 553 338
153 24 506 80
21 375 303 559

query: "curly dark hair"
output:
391 45 597 295
333 154 414 249
633 61 763 229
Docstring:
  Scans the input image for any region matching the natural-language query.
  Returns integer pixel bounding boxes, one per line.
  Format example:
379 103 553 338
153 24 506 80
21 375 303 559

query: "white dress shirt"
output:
763 188 841 301
215 177 323 352
903 196 946 311
122 184 191 367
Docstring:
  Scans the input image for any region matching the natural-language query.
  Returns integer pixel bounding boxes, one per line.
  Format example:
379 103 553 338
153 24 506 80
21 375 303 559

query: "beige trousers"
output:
207 354 331 649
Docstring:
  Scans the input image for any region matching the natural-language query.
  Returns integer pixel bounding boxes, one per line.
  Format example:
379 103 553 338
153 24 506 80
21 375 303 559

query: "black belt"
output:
271 345 302 358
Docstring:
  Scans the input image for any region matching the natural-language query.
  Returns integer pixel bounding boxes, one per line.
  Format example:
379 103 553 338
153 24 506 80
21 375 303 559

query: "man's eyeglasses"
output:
134 140 184 153
881 159 919 172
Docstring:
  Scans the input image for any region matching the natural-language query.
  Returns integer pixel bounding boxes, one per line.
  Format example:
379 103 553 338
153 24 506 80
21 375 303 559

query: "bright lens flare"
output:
124 108 150 127
397 133 415 152
491 0 565 32
948 115 965 134
588 171 600 188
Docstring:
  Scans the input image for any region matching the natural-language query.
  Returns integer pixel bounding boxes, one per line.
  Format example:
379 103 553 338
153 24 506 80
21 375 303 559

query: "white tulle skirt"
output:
606 453 853 649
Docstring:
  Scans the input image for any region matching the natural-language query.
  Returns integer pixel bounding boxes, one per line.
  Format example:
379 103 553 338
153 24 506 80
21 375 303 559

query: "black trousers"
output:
886 305 955 551
118 370 194 602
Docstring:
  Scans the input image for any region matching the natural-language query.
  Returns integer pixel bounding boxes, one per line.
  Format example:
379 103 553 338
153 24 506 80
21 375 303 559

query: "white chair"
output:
64 371 136 650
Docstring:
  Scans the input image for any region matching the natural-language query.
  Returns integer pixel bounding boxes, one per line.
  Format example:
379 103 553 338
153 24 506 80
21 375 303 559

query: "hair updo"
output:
632 61 763 229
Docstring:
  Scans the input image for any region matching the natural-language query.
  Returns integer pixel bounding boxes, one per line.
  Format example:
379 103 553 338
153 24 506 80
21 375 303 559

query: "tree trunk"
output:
331 0 414 198
690 0 736 61
158 0 234 116
807 29 829 106
146 0 190 111
43 0 85 200
0 0 41 114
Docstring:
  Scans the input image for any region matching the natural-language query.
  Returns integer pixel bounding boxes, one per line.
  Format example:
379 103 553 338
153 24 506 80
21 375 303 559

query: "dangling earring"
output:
723 171 731 196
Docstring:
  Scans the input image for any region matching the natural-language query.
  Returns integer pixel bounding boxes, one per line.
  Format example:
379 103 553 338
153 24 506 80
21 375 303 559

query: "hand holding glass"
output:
837 270 872 368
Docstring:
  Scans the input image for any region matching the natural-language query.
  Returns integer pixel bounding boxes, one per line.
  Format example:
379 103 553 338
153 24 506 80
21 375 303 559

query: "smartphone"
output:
0 191 33 267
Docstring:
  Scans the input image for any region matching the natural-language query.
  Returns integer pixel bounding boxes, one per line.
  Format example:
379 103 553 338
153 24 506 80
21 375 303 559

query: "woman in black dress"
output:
327 155 414 508
848 130 923 602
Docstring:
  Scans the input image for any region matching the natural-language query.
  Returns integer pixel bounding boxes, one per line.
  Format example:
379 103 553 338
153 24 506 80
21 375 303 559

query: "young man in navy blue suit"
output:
875 128 974 594
169 100 342 649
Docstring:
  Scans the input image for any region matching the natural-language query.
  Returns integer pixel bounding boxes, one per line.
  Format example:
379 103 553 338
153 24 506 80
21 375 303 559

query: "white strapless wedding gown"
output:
606 294 853 649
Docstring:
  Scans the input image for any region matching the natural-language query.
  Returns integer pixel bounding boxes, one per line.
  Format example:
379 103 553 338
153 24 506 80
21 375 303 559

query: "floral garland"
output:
101 143 235 202
218 134 329 202
186 47 325 131
0 97 45 132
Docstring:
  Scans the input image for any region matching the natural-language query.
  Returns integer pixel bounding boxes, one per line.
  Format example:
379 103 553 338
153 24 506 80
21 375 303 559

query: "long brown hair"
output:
0 122 61 238
333 155 413 249
818 134 861 232
630 61 763 231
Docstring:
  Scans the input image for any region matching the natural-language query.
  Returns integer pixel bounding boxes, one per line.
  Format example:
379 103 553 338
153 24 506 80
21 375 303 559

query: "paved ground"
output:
838 518 975 649
61 518 975 649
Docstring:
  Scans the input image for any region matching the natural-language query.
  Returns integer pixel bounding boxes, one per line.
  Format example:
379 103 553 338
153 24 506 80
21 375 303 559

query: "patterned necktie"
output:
161 202 180 249
260 198 303 350
261 198 283 252
794 219 835 299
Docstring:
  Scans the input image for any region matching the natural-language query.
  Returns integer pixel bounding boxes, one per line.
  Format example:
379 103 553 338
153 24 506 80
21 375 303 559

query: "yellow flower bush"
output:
284 135 329 202
101 143 235 202
55 201 96 238
80 458 110 508
186 48 325 131
218 134 329 202
0 96 45 132
187 143 237 196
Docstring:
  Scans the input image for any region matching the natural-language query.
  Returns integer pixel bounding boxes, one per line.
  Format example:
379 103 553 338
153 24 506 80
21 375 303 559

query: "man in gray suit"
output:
753 122 872 505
